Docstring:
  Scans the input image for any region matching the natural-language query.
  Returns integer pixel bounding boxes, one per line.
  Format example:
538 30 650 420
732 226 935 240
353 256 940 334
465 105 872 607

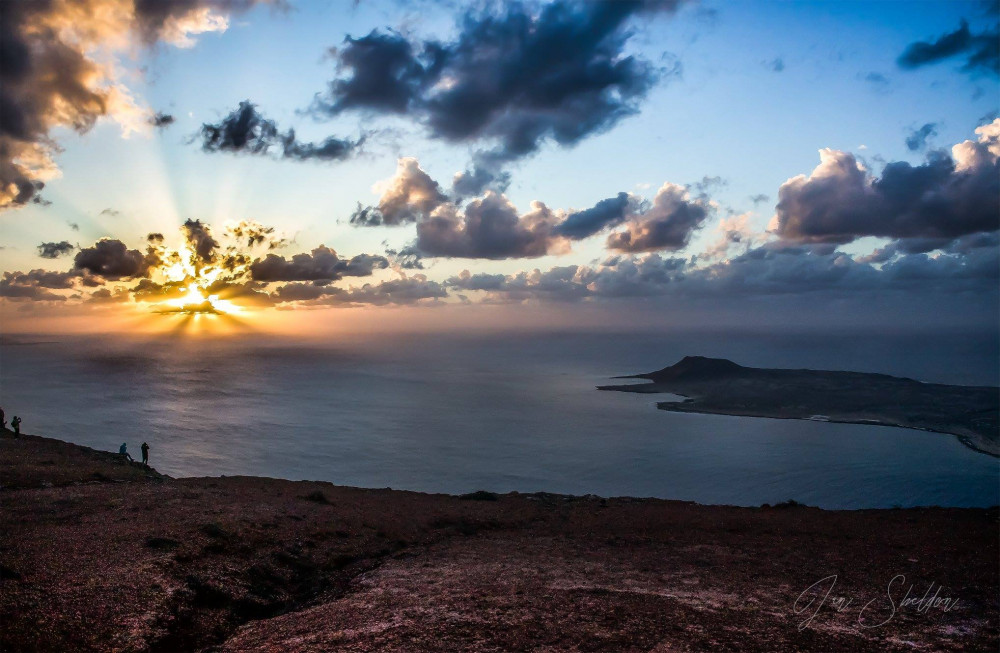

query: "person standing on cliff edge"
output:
11 416 21 436
141 442 149 467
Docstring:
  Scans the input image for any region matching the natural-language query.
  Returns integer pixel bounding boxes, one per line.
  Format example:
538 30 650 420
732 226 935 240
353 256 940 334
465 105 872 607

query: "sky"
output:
0 0 997 335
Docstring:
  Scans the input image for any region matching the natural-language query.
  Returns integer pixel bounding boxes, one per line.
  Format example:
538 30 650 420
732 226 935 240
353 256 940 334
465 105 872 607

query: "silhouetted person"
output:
141 442 149 466
0 406 5 429
119 442 133 462
11 416 21 436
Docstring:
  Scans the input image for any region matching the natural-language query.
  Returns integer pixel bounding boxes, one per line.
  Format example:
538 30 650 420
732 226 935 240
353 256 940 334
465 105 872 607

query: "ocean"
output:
1 328 997 509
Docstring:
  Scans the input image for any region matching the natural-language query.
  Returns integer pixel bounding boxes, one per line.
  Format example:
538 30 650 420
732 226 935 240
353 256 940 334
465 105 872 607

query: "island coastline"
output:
599 356 1000 457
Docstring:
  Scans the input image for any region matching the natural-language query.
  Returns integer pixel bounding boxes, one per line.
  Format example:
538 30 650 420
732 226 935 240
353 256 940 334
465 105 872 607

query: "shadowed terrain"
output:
599 356 1000 456
0 430 997 652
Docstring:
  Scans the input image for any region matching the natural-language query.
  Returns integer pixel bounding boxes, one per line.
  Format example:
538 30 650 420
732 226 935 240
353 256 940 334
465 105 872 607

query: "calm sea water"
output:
1 329 997 509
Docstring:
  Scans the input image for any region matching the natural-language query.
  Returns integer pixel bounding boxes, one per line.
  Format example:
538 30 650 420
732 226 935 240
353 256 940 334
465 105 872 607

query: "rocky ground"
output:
1 430 997 652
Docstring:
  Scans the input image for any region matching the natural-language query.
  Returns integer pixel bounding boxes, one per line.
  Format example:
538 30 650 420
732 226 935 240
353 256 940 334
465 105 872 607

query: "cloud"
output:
182 219 220 266
281 131 365 162
447 254 690 303
354 158 715 259
198 101 279 154
272 274 447 306
703 212 764 260
905 122 938 151
249 246 388 282
451 160 513 197
74 239 156 280
897 19 999 77
198 101 363 162
771 120 1000 244
0 273 68 302
0 0 274 211
86 287 130 304
553 192 636 240
863 72 890 88
350 158 448 226
385 245 425 270
415 193 567 259
225 220 286 249
605 182 712 252
150 112 176 129
130 278 188 301
314 1 686 181
37 241 76 259
445 239 998 308
765 58 785 72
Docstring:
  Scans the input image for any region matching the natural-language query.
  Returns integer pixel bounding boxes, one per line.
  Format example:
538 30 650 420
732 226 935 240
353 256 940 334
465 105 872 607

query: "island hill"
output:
598 356 1000 457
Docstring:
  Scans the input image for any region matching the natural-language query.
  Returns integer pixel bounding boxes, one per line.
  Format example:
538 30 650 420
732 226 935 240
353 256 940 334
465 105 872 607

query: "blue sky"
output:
0 0 997 332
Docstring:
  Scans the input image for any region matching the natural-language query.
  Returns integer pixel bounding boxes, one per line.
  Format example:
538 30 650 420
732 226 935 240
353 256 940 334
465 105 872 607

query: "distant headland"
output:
599 356 1000 457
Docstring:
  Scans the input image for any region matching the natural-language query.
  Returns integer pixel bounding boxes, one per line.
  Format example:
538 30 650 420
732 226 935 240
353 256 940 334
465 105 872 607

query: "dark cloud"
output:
316 30 435 115
772 121 1000 244
3 269 80 290
182 219 220 266
897 19 999 77
199 101 362 162
385 245 425 270
281 131 365 162
100 208 121 217
605 183 712 252
553 192 635 239
765 58 785 72
130 278 187 301
447 254 688 302
0 273 68 301
205 279 275 307
271 275 447 306
325 276 448 306
445 239 998 307
86 287 130 304
451 159 512 197
750 194 770 206
0 0 276 211
315 1 685 174
0 2 106 207
68 222 80 231
74 239 155 280
37 241 76 259
249 246 388 282
225 220 286 249
199 101 280 154
150 112 176 129
905 122 938 151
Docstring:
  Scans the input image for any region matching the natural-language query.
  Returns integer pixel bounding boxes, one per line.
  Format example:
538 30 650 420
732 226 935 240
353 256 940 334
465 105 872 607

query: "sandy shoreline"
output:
1 430 997 651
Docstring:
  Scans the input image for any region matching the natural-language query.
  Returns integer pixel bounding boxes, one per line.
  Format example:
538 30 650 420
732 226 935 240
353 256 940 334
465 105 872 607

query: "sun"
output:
160 285 241 315
151 243 246 316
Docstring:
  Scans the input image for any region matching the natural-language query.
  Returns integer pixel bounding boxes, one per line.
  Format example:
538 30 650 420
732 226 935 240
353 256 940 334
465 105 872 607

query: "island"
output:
1 430 997 651
598 356 1000 457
